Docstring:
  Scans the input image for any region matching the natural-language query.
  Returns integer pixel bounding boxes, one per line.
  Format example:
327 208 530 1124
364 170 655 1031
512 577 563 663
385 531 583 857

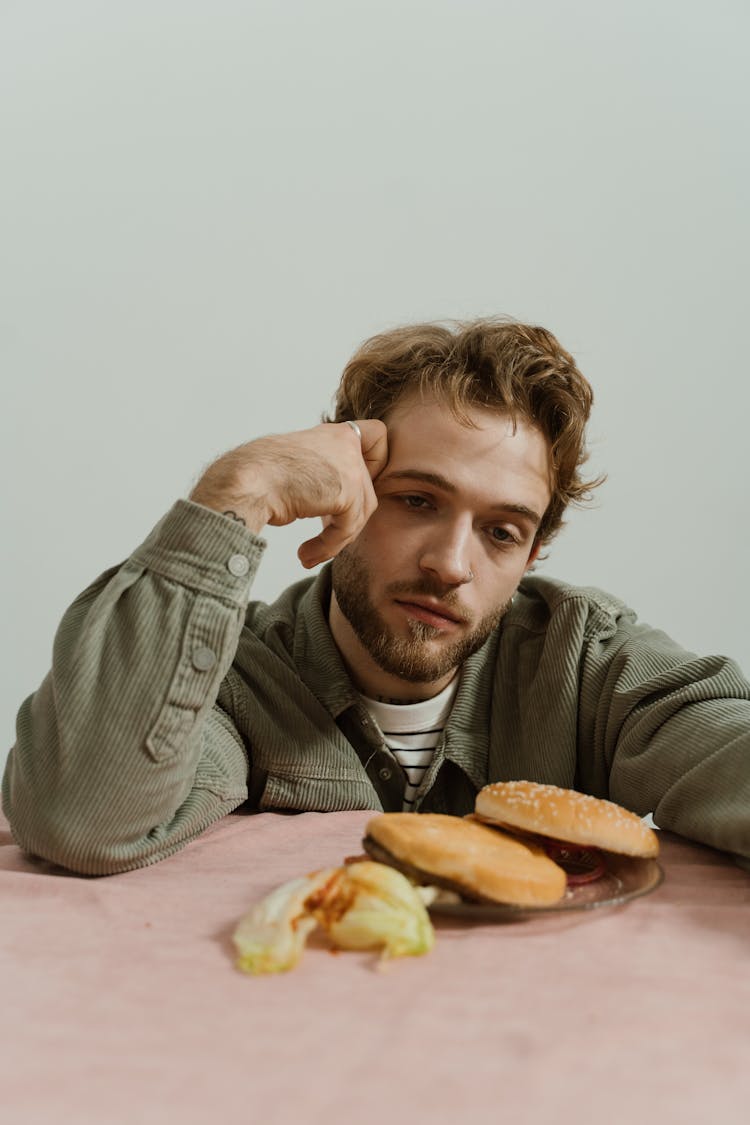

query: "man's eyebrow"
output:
380 469 458 492
379 469 543 528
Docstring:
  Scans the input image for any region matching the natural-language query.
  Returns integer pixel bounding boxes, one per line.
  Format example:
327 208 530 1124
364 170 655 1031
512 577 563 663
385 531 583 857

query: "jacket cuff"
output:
130 499 267 605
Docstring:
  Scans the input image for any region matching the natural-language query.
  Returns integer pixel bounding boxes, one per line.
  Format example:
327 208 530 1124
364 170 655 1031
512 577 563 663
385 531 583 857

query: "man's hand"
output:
189 419 388 568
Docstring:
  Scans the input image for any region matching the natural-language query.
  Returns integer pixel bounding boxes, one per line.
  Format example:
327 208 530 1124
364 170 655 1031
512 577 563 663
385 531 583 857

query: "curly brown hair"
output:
326 316 603 546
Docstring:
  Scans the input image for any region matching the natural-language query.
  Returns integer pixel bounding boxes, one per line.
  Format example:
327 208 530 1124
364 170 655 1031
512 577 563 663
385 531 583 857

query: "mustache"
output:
385 579 472 624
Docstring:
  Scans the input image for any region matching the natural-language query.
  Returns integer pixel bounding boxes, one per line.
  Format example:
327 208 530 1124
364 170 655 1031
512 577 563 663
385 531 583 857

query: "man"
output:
3 319 749 875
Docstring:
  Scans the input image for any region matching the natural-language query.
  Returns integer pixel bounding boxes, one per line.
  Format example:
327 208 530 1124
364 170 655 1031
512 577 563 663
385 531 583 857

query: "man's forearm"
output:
583 620 750 862
3 416 386 873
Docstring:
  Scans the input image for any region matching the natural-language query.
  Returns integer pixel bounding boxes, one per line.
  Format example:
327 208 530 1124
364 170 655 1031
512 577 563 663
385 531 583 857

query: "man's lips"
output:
393 598 466 628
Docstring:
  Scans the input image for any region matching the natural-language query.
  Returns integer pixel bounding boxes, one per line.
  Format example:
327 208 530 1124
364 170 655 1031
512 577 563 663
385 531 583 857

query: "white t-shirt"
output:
362 677 460 810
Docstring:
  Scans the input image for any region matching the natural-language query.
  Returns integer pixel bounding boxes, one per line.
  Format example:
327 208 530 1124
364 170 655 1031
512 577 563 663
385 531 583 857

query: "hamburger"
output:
363 782 659 907
474 780 659 868
363 811 568 907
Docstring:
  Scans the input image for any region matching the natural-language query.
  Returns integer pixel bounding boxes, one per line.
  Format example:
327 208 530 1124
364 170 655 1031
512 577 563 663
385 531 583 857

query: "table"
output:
2 808 749 1124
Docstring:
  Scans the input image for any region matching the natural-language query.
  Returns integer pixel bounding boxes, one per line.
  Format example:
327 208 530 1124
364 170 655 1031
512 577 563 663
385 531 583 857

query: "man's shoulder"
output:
509 574 637 637
244 572 321 638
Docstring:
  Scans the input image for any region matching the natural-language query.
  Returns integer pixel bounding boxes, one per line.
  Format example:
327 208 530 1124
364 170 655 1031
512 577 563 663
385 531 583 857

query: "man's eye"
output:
403 495 430 509
489 526 517 545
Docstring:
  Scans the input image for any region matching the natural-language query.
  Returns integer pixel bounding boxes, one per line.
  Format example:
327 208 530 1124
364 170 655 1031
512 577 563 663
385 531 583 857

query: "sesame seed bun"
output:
474 781 659 858
363 812 567 907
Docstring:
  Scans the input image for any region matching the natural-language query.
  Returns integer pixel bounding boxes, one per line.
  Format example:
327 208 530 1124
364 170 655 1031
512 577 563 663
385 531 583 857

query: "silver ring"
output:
345 420 363 443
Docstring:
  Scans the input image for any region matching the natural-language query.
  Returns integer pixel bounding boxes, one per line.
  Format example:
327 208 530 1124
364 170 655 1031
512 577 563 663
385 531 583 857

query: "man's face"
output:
330 392 552 697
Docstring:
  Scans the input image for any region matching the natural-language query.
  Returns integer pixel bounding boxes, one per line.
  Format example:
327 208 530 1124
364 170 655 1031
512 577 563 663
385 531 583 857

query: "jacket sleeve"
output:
579 612 750 863
2 500 265 875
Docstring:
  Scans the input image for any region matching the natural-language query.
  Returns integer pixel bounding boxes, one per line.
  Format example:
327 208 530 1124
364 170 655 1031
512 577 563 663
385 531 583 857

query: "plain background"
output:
2 0 748 772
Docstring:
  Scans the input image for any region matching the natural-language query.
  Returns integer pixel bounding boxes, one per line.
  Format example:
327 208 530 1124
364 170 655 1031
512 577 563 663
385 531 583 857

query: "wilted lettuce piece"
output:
233 862 435 975
233 868 339 975
310 861 434 959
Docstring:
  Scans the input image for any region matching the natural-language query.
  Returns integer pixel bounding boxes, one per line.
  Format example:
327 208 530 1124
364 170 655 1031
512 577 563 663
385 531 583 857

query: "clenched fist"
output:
190 419 389 568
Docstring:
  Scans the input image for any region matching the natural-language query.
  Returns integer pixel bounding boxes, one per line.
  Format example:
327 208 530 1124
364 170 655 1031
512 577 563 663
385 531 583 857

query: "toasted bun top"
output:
475 781 659 858
365 812 567 906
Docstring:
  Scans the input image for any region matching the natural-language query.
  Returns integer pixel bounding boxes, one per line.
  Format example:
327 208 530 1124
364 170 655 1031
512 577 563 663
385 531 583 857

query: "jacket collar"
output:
292 565 363 718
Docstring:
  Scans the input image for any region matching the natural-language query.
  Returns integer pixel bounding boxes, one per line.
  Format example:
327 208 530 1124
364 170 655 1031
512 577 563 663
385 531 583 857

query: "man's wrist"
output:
189 452 272 534
189 487 269 535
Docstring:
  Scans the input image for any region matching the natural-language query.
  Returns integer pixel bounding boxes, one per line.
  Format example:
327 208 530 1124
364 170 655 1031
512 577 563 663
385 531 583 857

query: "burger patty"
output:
362 834 493 904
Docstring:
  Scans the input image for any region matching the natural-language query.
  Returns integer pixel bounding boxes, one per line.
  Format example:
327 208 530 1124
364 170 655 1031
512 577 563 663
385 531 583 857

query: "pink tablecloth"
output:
2 807 750 1125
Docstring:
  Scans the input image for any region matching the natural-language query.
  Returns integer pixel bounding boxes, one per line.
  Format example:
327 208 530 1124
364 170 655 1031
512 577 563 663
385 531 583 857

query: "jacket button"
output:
227 554 250 577
192 646 217 671
378 767 392 781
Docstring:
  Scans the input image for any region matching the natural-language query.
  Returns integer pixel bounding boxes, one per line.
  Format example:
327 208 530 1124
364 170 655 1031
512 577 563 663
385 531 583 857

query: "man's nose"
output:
418 520 474 586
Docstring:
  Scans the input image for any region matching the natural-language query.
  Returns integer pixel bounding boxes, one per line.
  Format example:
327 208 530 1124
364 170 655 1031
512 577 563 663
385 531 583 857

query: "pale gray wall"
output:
2 0 748 768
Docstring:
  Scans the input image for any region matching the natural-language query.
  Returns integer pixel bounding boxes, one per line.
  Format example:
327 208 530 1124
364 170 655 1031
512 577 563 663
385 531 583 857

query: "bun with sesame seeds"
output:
474 781 659 859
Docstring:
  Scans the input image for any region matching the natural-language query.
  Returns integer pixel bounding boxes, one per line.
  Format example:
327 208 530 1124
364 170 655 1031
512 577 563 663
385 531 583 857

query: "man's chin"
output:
365 631 472 684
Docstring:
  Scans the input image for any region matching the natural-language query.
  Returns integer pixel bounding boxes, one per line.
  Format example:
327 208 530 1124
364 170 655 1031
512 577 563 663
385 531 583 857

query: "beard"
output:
331 546 511 684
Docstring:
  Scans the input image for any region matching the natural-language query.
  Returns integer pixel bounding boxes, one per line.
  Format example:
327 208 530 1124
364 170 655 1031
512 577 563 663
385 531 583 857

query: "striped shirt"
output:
362 678 460 810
